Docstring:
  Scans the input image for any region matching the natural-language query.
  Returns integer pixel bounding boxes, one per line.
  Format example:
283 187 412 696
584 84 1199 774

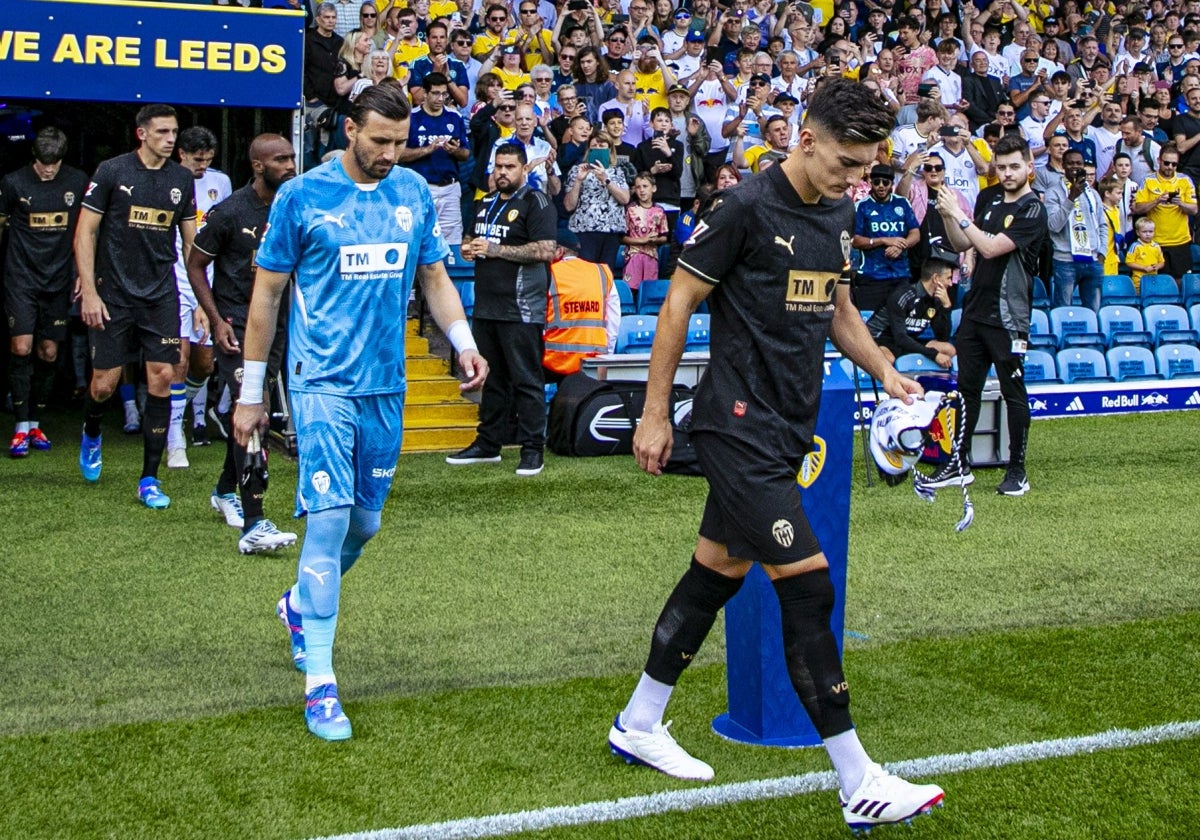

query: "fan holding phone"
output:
563 135 632 265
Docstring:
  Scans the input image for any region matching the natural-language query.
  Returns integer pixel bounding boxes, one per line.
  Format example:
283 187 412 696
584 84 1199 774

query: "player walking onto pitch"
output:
609 80 946 833
76 104 197 509
0 128 89 458
234 84 487 742
186 134 299 555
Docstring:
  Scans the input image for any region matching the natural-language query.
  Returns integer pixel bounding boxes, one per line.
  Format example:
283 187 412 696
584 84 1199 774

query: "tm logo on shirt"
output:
339 243 409 279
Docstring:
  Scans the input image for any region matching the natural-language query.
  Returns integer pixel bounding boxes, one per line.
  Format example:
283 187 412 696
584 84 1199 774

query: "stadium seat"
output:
1057 348 1114 383
444 244 474 282
894 353 942 375
859 309 873 322
455 280 475 320
1023 349 1060 383
1032 276 1050 310
950 308 962 336
1155 343 1200 378
1139 273 1182 306
839 357 879 389
1144 304 1200 346
1049 306 1105 350
1028 308 1058 352
616 315 657 353
613 245 626 279
685 313 711 351
1098 305 1153 348
637 279 671 315
1182 273 1200 309
614 279 636 316
1100 274 1139 306
1190 303 1200 333
1105 346 1160 381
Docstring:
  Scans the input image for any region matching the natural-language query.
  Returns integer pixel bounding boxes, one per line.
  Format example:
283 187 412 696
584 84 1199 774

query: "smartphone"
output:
586 148 610 168
938 125 958 137
705 45 723 65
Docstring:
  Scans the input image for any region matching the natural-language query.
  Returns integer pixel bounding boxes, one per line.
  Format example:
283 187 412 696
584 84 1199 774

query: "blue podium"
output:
711 361 855 747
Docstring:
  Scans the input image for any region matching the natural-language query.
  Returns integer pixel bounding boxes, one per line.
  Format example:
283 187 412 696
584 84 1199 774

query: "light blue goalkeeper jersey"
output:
256 157 448 396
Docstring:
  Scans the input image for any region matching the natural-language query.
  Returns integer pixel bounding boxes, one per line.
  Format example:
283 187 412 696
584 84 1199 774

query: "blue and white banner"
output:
2 0 305 109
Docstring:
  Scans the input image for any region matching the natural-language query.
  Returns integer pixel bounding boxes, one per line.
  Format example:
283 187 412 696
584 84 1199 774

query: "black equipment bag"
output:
547 374 702 475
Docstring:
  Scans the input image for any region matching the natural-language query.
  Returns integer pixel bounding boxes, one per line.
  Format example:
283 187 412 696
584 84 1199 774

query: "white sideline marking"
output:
309 720 1200 840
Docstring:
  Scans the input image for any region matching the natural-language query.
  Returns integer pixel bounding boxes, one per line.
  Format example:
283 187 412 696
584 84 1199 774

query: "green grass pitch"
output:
2 410 1198 839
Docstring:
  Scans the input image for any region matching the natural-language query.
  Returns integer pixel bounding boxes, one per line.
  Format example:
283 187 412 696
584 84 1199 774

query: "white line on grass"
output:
310 719 1200 840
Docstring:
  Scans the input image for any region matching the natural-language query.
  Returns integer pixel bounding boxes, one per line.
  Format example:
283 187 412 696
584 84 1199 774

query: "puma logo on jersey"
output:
242 226 258 238
18 196 31 206
302 566 330 585
774 234 795 255
118 185 134 196
323 213 347 228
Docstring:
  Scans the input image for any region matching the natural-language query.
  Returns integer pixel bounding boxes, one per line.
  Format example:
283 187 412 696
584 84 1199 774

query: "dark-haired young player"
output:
0 128 88 457
186 133 299 555
76 103 197 508
610 79 946 832
932 134 1048 496
234 84 487 742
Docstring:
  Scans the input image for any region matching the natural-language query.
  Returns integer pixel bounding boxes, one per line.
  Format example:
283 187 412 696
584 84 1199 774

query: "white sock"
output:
288 587 302 613
16 421 30 434
305 674 336 694
29 421 38 431
167 383 186 449
217 385 231 414
825 728 873 799
620 672 674 732
192 388 207 425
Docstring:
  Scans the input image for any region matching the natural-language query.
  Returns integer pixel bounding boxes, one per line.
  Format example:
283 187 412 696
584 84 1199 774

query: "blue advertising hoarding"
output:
1 0 305 109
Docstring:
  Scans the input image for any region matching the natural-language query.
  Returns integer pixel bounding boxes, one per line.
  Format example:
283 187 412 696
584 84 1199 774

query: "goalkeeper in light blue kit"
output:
233 84 488 742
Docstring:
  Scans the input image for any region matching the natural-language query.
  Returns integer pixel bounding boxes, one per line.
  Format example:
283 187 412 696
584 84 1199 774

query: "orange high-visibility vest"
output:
543 257 613 375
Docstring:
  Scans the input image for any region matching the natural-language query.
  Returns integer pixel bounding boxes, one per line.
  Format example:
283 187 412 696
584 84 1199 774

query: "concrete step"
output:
407 356 450 377
406 378 469 401
401 424 476 452
407 335 430 355
403 401 478 423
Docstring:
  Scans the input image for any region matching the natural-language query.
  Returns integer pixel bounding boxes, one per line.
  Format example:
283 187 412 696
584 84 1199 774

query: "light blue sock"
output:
340 506 382 575
297 507 352 693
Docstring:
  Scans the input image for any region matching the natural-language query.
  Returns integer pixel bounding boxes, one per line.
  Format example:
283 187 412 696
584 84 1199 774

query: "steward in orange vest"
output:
544 238 619 376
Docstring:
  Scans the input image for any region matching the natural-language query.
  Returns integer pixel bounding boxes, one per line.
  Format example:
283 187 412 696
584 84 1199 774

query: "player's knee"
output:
37 345 58 364
644 557 744 685
347 507 382 546
298 557 341 618
773 568 853 738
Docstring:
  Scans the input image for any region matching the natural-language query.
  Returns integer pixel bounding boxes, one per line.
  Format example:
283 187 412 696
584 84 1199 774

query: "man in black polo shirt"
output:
932 134 1048 496
447 143 557 476
865 255 956 367
186 134 298 555
609 79 946 834
0 127 89 458
76 103 197 509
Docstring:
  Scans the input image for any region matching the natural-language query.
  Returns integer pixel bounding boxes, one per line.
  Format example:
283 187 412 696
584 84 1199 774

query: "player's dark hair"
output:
494 141 528 165
135 103 177 129
422 71 450 90
994 133 1032 161
921 256 956 277
178 126 218 154
802 78 892 145
348 82 412 126
32 127 68 164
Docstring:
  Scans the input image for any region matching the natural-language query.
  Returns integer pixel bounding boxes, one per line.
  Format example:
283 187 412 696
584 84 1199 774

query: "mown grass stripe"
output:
309 720 1200 840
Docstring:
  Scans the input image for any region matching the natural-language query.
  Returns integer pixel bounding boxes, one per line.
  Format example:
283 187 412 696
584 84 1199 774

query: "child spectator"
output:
622 172 669 289
1097 177 1125 277
1124 217 1166 292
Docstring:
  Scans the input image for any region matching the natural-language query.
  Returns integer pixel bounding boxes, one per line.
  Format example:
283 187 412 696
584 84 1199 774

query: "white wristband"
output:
238 360 268 405
446 319 478 355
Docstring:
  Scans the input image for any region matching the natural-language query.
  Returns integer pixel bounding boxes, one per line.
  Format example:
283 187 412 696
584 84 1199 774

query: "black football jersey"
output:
0 163 89 291
193 184 271 330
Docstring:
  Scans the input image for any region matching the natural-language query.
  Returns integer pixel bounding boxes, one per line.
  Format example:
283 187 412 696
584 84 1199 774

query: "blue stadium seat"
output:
454 280 475 320
1144 304 1200 346
1098 305 1153 348
685 313 711 351
1156 343 1200 378
1023 349 1060 383
839 357 879 389
444 244 474 282
1028 308 1058 352
894 353 942 375
859 309 874 322
1032 276 1050 310
616 315 657 353
1057 348 1114 383
1190 303 1200 333
1049 306 1105 350
1182 273 1200 309
1139 273 1182 306
950 308 962 336
1101 274 1139 306
614 279 636 316
1105 346 1160 381
637 279 671 315
613 245 627 279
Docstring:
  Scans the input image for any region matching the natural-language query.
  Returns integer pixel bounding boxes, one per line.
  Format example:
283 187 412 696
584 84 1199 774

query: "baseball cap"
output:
749 73 772 85
774 92 798 105
556 228 581 251
1133 61 1153 73
666 83 690 96
685 30 706 42
674 8 691 18
1043 15 1058 25
869 164 894 180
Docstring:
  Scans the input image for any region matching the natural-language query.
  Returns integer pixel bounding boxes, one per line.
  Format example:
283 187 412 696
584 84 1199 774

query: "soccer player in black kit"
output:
609 80 947 833
186 134 299 554
931 134 1048 497
75 104 197 509
0 128 89 458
